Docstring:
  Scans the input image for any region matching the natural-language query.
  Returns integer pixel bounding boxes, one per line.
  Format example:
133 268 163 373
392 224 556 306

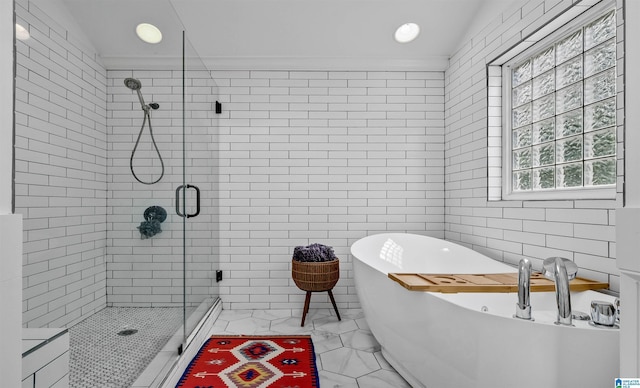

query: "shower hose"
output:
130 108 164 185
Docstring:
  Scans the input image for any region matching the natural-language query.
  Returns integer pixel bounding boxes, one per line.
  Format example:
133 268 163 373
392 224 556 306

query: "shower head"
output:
124 78 142 90
124 78 148 111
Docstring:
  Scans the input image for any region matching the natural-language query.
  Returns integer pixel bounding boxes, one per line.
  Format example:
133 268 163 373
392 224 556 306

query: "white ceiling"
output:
58 0 515 71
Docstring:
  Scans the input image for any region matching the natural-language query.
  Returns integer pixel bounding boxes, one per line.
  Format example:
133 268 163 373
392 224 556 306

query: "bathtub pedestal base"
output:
301 290 341 326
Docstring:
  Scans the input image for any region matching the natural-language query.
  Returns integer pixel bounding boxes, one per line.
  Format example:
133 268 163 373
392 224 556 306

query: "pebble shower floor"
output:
68 307 184 388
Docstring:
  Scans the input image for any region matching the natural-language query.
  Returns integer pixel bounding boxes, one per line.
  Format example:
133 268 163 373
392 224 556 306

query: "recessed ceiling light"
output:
394 22 420 43
136 23 162 44
16 23 30 41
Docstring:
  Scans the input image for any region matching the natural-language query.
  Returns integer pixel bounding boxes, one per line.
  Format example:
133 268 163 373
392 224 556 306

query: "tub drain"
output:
117 328 138 336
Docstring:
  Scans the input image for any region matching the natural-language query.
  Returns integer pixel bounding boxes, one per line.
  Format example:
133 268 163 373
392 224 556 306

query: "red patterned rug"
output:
176 335 319 388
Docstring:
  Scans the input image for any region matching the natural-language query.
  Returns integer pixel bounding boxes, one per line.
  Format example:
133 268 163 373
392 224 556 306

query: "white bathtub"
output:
351 233 619 388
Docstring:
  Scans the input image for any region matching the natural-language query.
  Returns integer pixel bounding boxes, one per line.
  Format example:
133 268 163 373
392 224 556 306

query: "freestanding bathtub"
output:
351 233 619 388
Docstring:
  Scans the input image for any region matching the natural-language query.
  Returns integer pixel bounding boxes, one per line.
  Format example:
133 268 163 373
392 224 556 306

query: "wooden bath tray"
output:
388 272 608 293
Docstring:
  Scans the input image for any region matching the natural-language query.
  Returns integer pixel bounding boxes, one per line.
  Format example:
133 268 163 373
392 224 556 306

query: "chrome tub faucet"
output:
515 258 532 320
543 257 578 326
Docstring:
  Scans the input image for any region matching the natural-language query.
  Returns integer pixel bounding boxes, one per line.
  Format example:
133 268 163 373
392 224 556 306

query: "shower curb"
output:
131 298 222 388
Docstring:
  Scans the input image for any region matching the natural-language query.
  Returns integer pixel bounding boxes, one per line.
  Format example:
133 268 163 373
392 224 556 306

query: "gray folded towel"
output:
293 243 336 262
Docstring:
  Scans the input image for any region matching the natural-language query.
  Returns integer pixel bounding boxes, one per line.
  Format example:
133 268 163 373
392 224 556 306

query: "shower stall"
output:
14 0 220 386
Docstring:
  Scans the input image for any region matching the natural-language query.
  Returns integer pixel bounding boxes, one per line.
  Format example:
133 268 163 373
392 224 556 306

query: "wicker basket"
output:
292 259 340 292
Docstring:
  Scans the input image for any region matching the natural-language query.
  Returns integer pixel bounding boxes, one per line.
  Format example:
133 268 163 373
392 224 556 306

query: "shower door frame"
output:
176 29 221 351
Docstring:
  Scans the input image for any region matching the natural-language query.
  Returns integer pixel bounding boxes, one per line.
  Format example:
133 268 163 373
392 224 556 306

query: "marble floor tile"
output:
357 369 413 388
313 316 359 334
270 316 315 334
291 308 333 320
318 370 360 388
340 329 381 353
311 330 343 354
225 316 271 334
218 309 254 321
204 308 411 387
320 347 380 378
252 309 292 321
373 351 394 371
339 309 365 320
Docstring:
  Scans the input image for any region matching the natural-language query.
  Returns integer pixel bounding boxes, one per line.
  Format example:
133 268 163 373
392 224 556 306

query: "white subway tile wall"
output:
211 70 446 310
444 0 623 291
15 0 625 328
15 0 108 328
106 70 219 308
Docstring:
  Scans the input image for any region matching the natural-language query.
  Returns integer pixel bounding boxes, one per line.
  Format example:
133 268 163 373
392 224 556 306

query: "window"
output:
488 4 618 200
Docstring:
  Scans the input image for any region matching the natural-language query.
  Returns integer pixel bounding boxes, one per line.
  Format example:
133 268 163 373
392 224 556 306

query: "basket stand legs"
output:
300 289 341 327
328 289 341 321
301 291 312 327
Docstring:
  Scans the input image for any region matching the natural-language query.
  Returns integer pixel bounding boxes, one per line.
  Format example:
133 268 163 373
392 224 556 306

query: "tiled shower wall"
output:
211 70 445 310
106 70 220 307
15 0 108 328
444 0 622 291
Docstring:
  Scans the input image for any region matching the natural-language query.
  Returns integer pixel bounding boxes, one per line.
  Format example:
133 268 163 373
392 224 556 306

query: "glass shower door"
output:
179 31 220 347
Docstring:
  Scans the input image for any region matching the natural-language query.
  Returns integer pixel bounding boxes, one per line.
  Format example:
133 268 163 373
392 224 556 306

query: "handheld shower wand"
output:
124 78 146 110
124 78 160 111
124 78 164 184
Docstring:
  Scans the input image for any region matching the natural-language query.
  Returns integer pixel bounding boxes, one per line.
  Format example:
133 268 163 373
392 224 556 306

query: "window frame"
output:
488 0 618 201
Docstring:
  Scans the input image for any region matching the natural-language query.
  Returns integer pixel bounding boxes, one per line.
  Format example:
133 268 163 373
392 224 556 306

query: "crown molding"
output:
101 55 449 72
